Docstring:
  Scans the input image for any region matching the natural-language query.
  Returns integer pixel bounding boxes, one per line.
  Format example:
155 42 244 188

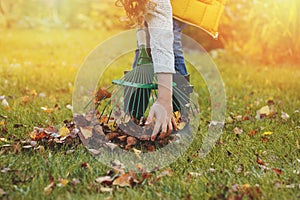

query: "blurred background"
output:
0 0 299 65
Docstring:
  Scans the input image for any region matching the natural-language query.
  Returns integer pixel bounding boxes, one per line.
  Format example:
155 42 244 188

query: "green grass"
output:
0 29 300 200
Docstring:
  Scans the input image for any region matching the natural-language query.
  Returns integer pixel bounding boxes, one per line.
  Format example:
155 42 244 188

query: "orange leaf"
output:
257 158 265 165
272 168 282 175
248 130 258 137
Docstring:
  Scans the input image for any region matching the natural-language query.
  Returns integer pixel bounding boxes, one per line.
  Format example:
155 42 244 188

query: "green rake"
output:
95 30 196 125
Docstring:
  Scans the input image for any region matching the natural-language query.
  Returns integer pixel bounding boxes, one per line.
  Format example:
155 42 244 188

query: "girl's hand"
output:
145 73 176 141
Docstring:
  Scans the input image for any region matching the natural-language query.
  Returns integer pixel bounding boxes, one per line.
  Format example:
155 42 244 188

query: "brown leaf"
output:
94 88 112 103
106 132 119 141
21 95 30 104
125 136 137 150
272 168 282 175
112 173 133 187
248 130 258 137
261 137 270 142
81 162 92 169
117 135 127 142
45 126 58 134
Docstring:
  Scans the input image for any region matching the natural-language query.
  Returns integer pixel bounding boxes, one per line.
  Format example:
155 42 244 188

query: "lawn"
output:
0 29 300 200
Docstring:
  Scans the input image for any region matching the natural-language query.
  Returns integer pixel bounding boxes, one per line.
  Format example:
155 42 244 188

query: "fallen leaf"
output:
263 131 273 135
126 136 137 150
106 132 119 141
261 137 270 142
132 148 141 159
88 149 101 155
79 127 93 139
281 112 289 121
188 172 201 177
59 126 70 137
234 127 243 135
66 104 73 110
44 182 54 195
99 187 113 194
35 132 48 140
57 178 69 187
81 162 92 170
95 176 113 185
177 122 186 130
157 168 173 178
41 107 54 114
21 96 30 104
94 88 112 103
117 135 127 141
272 168 282 175
248 130 258 137
1 99 9 109
257 158 265 165
113 173 133 187
106 142 118 150
72 178 81 185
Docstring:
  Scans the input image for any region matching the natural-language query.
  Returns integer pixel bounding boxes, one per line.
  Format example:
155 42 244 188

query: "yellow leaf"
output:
57 178 69 187
263 131 273 135
177 122 186 130
259 106 270 115
132 148 141 159
59 126 70 137
41 107 54 114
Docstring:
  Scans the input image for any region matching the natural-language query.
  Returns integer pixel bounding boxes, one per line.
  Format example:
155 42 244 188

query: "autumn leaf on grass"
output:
256 100 275 120
94 88 112 104
257 157 265 165
263 131 273 135
41 106 54 114
281 112 290 121
132 148 141 159
21 96 30 104
233 127 243 135
79 127 93 140
44 176 55 195
57 178 69 187
59 126 70 137
248 130 258 137
95 176 113 185
272 168 282 175
113 173 133 187
1 99 9 110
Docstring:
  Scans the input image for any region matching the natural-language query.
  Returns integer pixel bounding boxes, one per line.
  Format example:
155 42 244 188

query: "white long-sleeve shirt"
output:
145 0 175 74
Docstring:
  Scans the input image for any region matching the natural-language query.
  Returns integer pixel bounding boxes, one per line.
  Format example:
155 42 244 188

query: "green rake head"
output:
95 45 196 124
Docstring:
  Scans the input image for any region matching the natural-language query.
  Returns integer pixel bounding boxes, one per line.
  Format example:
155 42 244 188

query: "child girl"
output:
117 0 177 140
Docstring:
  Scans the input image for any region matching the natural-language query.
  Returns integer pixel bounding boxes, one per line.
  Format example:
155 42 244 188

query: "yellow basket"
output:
171 0 227 38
